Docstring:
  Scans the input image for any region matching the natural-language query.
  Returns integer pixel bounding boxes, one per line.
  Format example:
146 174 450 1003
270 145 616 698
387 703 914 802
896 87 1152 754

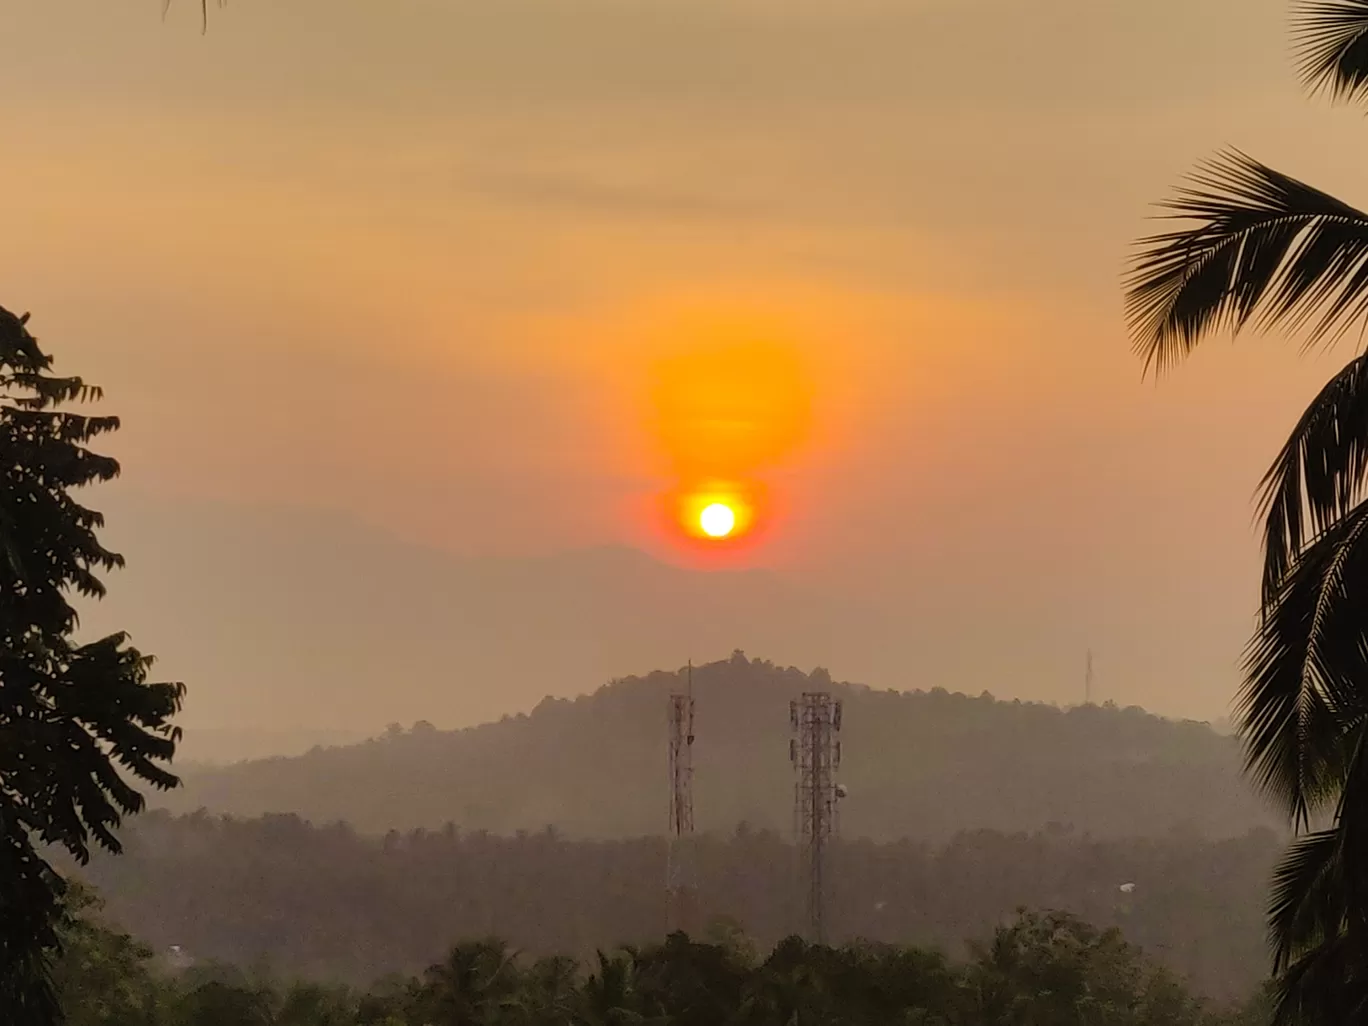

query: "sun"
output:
667 484 758 545
699 502 736 539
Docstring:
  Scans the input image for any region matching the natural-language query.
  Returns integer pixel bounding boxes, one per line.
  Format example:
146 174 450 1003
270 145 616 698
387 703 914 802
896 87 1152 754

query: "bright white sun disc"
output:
699 503 736 538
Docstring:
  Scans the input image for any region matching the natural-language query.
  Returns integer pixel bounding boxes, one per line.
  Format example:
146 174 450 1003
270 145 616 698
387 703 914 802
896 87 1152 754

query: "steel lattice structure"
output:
790 691 842 944
666 667 696 935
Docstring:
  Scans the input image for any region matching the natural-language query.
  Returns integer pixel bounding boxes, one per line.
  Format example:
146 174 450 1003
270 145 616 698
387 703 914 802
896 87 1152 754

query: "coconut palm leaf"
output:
1294 1 1368 102
1274 930 1368 1025
1258 354 1368 605
1239 498 1368 826
1269 828 1347 971
1266 730 1368 1022
578 951 648 1026
1127 1 1368 1011
1125 151 1368 374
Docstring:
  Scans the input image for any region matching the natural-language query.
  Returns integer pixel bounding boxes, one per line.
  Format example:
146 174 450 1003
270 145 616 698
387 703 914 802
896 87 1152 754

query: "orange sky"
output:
1 0 1362 734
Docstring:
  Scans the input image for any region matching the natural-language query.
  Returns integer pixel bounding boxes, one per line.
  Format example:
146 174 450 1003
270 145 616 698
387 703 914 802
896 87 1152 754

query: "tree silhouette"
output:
576 951 651 1026
70 808 1279 1003
50 890 1273 1026
47 884 160 1026
633 933 750 1026
1123 3 1368 1019
740 937 834 1026
413 939 525 1026
0 307 182 1023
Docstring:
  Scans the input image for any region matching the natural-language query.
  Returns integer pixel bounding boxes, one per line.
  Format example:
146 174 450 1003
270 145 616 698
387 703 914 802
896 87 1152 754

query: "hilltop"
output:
162 654 1278 841
78 494 1243 760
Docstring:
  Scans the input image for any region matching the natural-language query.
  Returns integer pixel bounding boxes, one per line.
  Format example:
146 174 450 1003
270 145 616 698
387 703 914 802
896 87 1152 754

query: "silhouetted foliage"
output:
164 657 1277 844
1124 3 1368 1019
64 809 1280 1002
51 896 1271 1025
0 307 182 1022
49 883 161 1026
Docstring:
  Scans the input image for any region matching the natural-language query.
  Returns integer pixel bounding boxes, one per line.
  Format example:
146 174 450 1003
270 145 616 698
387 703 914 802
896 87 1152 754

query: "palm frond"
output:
1267 733 1368 1021
1273 930 1368 1025
1294 1 1368 103
1125 151 1368 374
1239 499 1368 826
1269 829 1346 969
1258 354 1368 606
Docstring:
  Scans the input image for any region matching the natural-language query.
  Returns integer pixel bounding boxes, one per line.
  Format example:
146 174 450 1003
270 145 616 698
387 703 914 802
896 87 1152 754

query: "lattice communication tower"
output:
790 691 843 944
666 664 697 934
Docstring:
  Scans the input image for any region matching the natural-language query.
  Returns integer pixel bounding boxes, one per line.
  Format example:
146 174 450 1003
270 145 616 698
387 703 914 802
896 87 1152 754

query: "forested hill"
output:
163 654 1278 841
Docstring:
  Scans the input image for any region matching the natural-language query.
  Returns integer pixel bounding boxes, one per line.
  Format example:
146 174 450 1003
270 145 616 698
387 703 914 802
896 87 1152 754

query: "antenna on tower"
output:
791 691 843 944
666 661 697 936
1085 649 1095 706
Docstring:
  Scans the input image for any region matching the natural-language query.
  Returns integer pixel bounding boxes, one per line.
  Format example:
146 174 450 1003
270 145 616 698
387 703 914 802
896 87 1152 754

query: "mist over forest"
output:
161 655 1278 841
15 0 1368 1019
50 654 1284 1012
68 808 1277 1001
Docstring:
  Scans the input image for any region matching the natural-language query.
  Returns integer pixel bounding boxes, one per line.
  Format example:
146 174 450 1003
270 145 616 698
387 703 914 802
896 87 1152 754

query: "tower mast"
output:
666 662 697 935
790 691 842 944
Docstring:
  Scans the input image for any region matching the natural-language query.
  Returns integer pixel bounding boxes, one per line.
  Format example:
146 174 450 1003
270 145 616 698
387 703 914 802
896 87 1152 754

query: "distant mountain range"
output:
79 494 938 761
161 655 1279 842
77 492 1236 765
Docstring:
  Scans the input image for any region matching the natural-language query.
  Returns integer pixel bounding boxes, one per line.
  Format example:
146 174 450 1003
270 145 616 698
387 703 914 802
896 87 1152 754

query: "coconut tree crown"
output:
1124 3 1368 1020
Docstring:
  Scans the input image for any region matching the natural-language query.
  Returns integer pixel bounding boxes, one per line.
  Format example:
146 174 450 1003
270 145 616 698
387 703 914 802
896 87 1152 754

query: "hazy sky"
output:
4 0 1365 740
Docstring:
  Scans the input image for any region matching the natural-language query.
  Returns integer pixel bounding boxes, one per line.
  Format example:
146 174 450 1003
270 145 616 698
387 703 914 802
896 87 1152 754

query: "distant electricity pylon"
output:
666 662 697 936
1085 649 1095 706
790 691 843 944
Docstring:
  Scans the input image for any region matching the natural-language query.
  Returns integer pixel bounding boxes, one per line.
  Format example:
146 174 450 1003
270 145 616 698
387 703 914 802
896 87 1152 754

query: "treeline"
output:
69 811 1279 1000
165 656 1278 841
58 888 1271 1026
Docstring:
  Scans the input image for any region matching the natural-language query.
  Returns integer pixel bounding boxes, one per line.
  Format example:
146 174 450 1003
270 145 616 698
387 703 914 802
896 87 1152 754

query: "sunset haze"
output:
0 0 1350 754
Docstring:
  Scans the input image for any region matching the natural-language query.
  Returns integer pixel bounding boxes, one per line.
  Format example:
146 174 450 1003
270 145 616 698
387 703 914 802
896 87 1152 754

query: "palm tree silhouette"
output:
1124 3 1368 1019
415 940 523 1026
576 950 653 1026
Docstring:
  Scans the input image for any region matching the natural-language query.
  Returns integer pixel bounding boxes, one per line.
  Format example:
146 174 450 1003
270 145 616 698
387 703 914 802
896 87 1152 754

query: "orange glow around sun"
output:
596 290 852 560
645 327 810 552
649 339 812 482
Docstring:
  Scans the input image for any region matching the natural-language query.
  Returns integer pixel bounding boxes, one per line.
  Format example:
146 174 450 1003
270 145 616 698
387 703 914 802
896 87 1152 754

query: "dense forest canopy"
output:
54 888 1272 1026
64 809 1279 1001
163 655 1278 841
